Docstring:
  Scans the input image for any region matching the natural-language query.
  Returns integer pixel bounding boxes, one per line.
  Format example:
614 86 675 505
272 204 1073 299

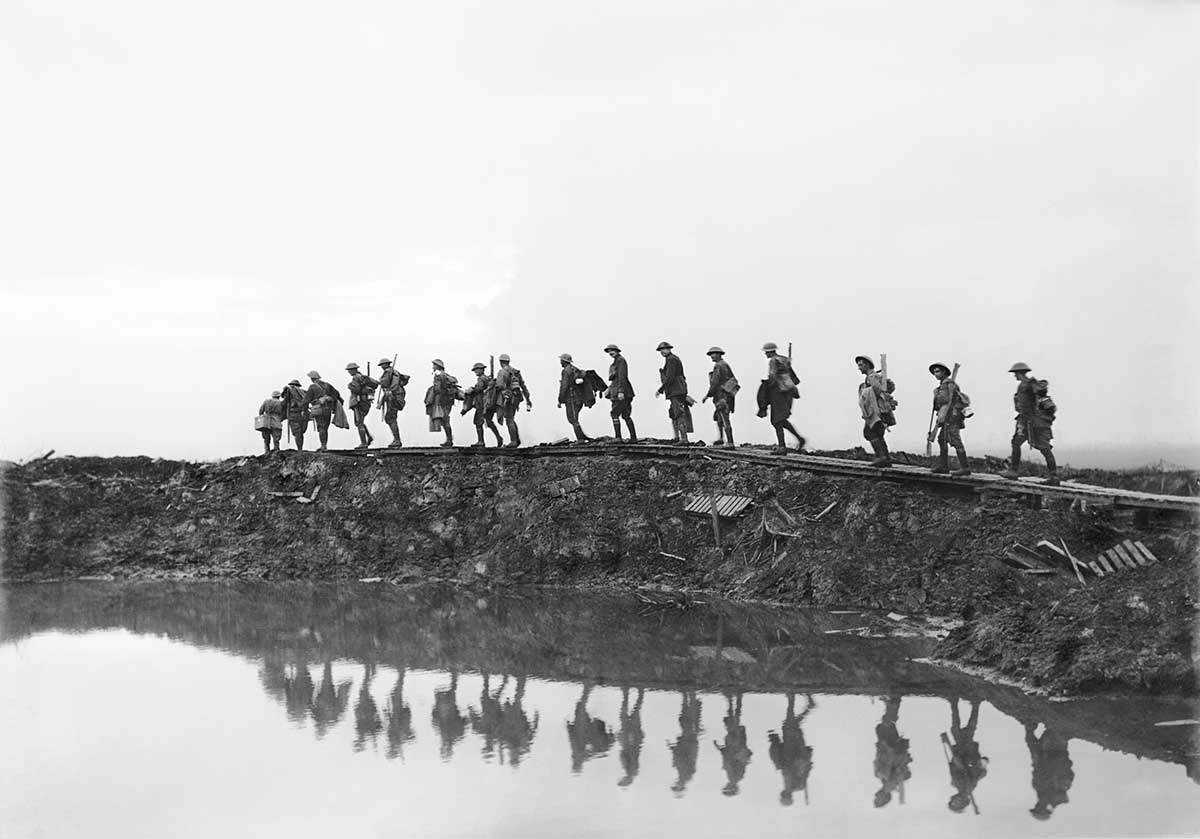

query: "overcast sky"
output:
2 0 1196 466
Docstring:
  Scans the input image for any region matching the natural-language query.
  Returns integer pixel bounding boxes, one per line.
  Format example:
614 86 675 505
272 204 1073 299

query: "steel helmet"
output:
854 355 875 370
287 379 301 386
1009 362 1032 373
929 362 950 376
307 370 321 379
656 341 673 351
762 342 778 352
345 362 359 371
498 353 511 362
378 357 392 366
707 346 725 355
604 343 621 353
559 353 573 363
271 390 281 398
472 362 486 371
431 358 445 369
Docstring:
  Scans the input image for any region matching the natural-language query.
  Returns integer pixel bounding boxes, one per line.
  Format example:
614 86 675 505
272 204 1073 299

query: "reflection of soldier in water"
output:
497 675 539 767
310 660 352 738
283 660 315 725
1025 723 1074 820
432 671 468 761
714 692 752 797
669 691 703 796
566 683 615 773
258 654 288 705
617 687 645 787
768 693 815 806
873 696 912 808
941 699 988 814
353 663 383 752
470 674 507 760
385 669 416 761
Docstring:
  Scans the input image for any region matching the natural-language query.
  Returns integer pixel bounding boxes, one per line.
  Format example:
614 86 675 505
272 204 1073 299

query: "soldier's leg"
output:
260 429 271 455
485 411 503 446
1035 430 1058 483
272 428 282 451
932 427 950 474
673 399 689 445
624 415 637 442
866 422 892 468
291 419 305 451
722 411 734 447
441 418 454 447
569 403 589 441
1002 422 1026 479
773 422 787 452
472 415 486 447
948 426 970 476
712 408 725 445
610 402 624 440
317 415 331 451
780 420 805 449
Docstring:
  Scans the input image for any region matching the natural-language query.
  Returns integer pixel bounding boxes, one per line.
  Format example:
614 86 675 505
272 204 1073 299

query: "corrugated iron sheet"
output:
683 495 754 518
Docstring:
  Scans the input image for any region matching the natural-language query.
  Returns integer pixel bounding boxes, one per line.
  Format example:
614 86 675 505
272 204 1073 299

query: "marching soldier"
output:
760 342 805 454
655 341 691 445
855 355 894 468
928 363 970 476
256 390 284 454
557 353 592 442
281 379 309 451
426 359 458 447
493 354 532 448
703 346 737 448
604 343 637 442
305 370 343 452
345 362 379 450
376 357 408 448
462 362 503 447
1002 362 1060 485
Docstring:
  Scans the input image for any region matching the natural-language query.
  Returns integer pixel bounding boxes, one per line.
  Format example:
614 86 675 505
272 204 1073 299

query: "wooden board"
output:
1096 554 1117 574
1121 539 1148 567
1111 543 1138 570
1086 561 1105 577
1133 541 1160 563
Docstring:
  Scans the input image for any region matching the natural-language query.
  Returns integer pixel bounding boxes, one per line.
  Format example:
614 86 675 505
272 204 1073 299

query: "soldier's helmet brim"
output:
559 353 573 362
431 359 445 368
929 363 950 376
288 379 301 386
378 357 391 366
1009 362 1032 373
345 363 359 371
498 354 511 362
656 341 673 351
762 342 778 351
307 370 321 379
707 346 725 355
604 344 621 353
472 363 486 371
271 390 281 398
854 355 875 370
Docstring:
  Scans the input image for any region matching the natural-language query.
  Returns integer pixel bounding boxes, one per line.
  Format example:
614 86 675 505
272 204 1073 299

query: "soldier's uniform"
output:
656 341 691 445
557 353 591 441
929 363 970 476
1003 362 1058 485
257 391 284 453
705 347 736 448
493 354 531 447
305 371 343 452
281 379 309 450
1026 725 1073 821
760 343 805 453
604 344 637 441
856 355 894 468
376 358 408 448
462 363 503 447
345 363 380 449
425 360 457 447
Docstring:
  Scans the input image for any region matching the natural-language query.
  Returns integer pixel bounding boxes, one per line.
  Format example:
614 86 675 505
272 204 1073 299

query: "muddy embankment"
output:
2 451 1197 696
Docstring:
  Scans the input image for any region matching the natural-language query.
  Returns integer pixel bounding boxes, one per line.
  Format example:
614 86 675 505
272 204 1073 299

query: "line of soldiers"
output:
254 344 1060 484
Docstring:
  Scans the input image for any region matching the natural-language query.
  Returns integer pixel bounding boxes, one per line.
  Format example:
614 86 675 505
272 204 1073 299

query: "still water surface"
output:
1 582 1197 838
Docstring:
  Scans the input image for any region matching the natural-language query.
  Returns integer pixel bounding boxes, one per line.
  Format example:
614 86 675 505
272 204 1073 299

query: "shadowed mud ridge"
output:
2 453 1197 696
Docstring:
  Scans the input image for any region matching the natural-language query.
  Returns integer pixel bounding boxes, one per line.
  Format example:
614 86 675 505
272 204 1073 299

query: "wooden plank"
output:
1096 553 1117 574
1086 561 1105 578
1059 539 1087 586
1133 541 1160 563
1107 549 1135 571
1121 539 1148 567
1111 543 1138 570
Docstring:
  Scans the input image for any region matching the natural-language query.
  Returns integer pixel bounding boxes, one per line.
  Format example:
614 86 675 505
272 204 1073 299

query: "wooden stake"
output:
709 494 722 547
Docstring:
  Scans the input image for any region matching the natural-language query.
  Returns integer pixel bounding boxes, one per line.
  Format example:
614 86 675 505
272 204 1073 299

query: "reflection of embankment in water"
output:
2 580 1196 777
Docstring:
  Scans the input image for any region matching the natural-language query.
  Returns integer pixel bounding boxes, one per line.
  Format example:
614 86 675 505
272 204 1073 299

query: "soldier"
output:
305 370 343 452
768 693 816 807
557 353 592 441
1025 723 1074 820
604 343 637 442
256 390 284 454
855 355 894 468
462 362 503 447
942 699 988 814
928 363 971 476
281 379 309 451
873 696 912 808
493 354 532 448
345 362 380 450
426 359 458 447
655 341 692 445
376 357 408 448
703 347 737 448
1002 362 1059 486
760 342 805 454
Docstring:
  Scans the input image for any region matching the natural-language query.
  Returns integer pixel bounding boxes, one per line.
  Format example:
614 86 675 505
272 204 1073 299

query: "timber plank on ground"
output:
321 442 1199 515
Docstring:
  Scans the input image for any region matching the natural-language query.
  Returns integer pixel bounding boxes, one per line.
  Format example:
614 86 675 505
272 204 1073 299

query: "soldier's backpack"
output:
1033 379 1056 422
582 370 607 408
877 375 898 426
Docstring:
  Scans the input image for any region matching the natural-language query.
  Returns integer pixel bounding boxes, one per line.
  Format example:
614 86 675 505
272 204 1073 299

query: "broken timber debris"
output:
682 494 754 518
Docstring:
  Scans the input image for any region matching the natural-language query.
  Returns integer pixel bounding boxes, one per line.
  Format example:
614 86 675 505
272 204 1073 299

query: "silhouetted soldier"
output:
617 687 646 787
604 344 637 442
354 663 383 752
493 354 532 447
703 347 737 448
855 356 895 468
305 370 343 452
426 359 459 447
282 658 315 724
385 668 416 761
566 683 615 773
1025 722 1074 821
928 363 971 476
1002 362 1060 486
432 671 468 760
557 353 591 441
669 691 703 796
462 363 503 447
760 342 805 453
281 379 310 450
256 390 284 454
873 696 912 807
375 357 408 448
258 653 288 705
310 660 352 738
714 692 752 796
498 675 539 767
345 362 380 449
769 693 816 806
656 341 692 445
470 673 507 760
941 699 988 814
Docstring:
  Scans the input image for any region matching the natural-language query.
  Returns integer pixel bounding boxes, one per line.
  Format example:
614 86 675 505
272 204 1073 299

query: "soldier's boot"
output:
365 427 374 446
355 427 369 449
272 437 281 452
572 423 589 442
486 420 503 447
782 420 806 452
624 418 638 443
387 420 403 448
295 433 304 452
678 429 690 445
712 420 725 446
505 420 521 448
869 438 893 468
471 427 486 447
318 429 329 452
1042 451 1060 486
952 449 972 477
440 425 454 448
262 439 271 456
931 449 951 474
1001 446 1022 480
612 419 623 441
773 426 787 454
723 417 735 448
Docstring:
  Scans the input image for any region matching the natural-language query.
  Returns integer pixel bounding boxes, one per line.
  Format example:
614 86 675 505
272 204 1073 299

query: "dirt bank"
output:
2 450 1196 696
